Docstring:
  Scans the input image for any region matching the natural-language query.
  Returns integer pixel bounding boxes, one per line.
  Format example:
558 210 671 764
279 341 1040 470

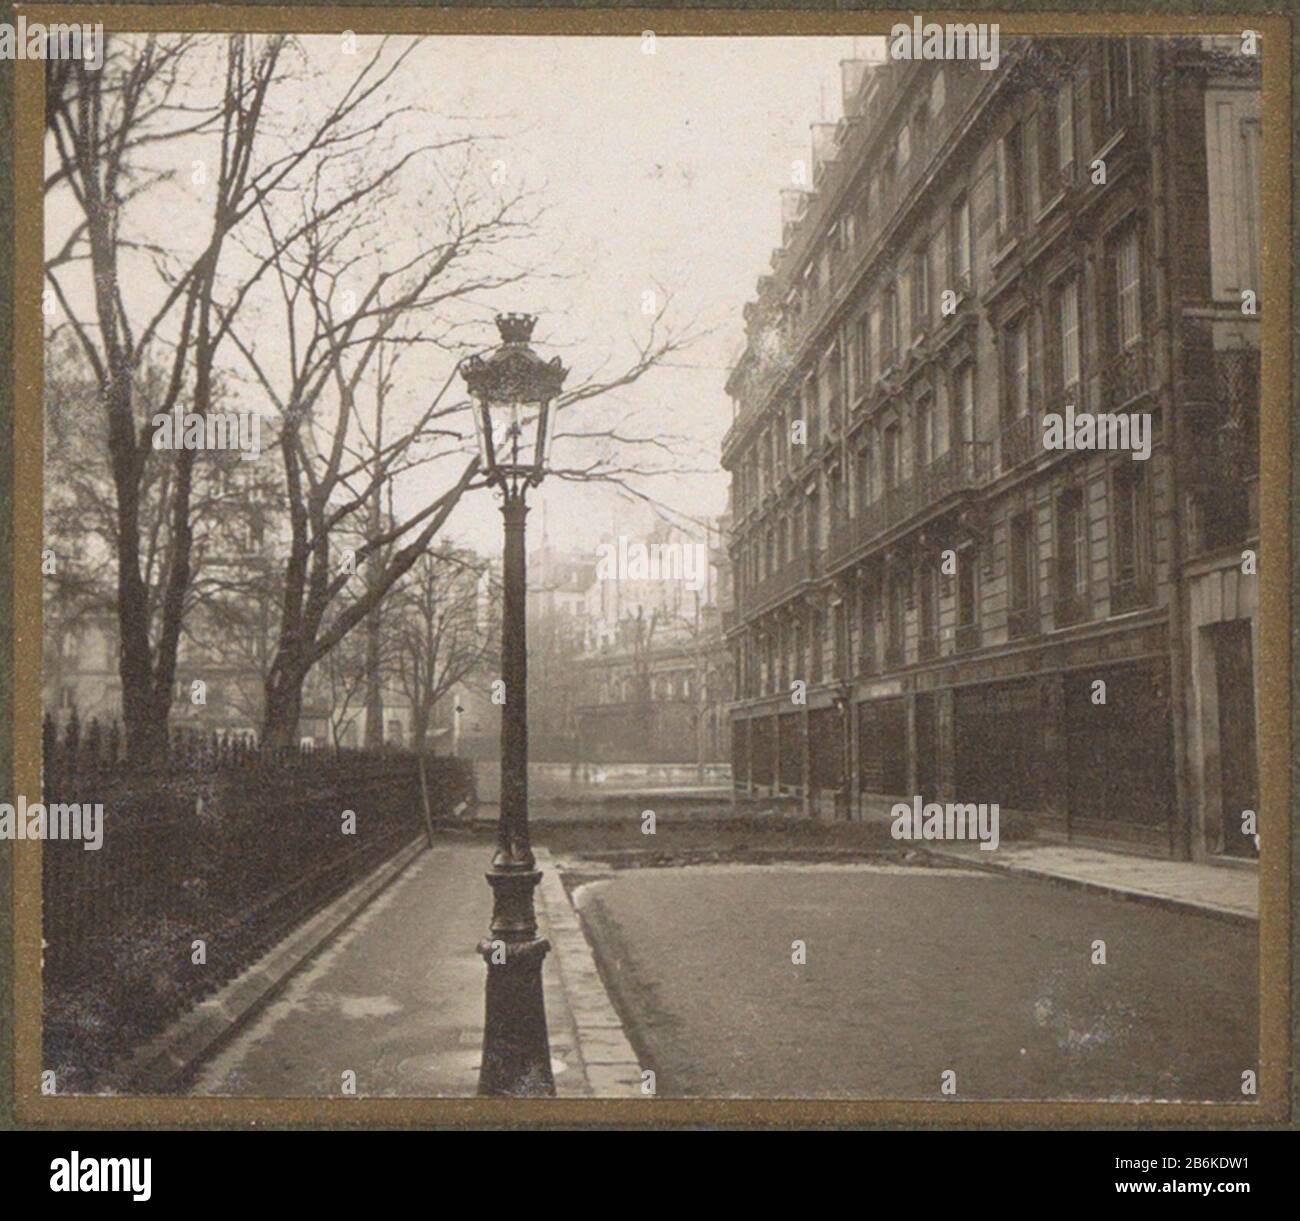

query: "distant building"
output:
456 513 736 766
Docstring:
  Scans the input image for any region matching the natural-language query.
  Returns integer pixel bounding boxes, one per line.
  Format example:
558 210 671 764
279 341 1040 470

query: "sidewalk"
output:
190 842 641 1098
922 841 1258 923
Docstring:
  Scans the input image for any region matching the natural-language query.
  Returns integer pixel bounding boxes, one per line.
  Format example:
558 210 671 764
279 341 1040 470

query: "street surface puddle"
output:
338 994 402 1019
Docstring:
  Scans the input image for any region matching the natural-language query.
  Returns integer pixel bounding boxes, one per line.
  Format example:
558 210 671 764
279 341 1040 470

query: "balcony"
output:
918 441 992 502
827 444 990 572
738 550 818 618
1000 411 1039 473
1103 339 1150 409
884 639 905 669
955 621 981 653
918 633 939 662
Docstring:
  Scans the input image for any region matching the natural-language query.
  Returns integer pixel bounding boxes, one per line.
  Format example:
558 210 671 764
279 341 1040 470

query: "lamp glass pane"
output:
488 397 544 470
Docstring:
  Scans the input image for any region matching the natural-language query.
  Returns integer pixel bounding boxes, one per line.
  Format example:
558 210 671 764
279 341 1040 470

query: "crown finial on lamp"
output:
496 312 537 344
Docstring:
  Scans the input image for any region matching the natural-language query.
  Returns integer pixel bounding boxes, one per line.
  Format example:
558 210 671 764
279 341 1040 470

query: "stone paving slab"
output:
922 842 1258 924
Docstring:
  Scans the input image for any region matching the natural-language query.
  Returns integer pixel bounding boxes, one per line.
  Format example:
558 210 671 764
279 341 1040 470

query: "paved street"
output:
575 863 1257 1100
191 843 632 1098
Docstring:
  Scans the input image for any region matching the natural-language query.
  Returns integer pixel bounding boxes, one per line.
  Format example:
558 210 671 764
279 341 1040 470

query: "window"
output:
929 231 945 321
997 124 1025 236
897 124 911 168
1240 116 1261 295
950 195 972 287
1003 318 1031 422
1103 39 1136 123
855 445 871 512
854 315 870 389
954 362 976 445
919 565 939 649
804 373 820 443
1110 225 1142 351
1205 91 1261 299
882 285 899 366
914 398 933 470
929 69 946 117
860 587 877 668
1055 490 1087 620
1057 276 1081 389
913 246 929 326
957 550 978 625
1009 512 1037 618
887 570 907 659
830 467 845 530
1025 113 1040 218
933 378 950 457
1111 465 1151 605
1057 82 1075 169
883 424 901 491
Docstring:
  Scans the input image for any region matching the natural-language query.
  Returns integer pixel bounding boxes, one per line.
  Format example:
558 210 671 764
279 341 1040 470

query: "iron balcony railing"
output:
1213 346 1260 478
737 549 819 617
1103 338 1151 410
1000 410 1039 473
827 442 991 568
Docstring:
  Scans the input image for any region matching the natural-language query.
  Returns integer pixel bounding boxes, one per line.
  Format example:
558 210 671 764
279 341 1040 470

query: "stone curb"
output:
534 849 646 1099
117 835 428 1094
919 847 1258 927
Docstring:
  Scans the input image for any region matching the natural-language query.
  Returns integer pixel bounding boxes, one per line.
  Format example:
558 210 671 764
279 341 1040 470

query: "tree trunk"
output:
363 602 383 747
261 669 305 749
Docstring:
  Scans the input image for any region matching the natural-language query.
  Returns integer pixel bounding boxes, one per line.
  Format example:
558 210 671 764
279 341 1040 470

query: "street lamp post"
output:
461 313 568 1097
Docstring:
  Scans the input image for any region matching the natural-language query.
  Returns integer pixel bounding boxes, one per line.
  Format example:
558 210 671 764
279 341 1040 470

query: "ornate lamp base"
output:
477 870 556 1097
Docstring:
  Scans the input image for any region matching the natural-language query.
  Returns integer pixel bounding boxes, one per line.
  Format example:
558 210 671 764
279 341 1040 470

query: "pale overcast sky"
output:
48 34 875 558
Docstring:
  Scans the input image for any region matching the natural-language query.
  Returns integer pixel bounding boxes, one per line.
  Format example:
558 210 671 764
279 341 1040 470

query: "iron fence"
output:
40 713 474 1090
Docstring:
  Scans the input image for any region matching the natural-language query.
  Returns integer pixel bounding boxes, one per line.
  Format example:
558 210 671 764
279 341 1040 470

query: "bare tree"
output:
229 150 704 745
390 547 495 754
45 33 430 759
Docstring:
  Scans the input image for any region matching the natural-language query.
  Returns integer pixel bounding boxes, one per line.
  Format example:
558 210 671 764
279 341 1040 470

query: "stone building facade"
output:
723 36 1260 861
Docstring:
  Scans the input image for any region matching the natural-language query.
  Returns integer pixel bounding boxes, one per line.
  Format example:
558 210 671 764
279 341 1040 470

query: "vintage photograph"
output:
23 16 1274 1116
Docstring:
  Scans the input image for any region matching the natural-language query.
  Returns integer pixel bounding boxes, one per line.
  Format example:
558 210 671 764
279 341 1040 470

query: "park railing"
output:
40 713 475 1090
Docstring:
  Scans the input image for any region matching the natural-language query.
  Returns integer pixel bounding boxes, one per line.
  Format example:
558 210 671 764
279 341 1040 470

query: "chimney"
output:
840 59 870 113
780 188 808 247
810 122 839 176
